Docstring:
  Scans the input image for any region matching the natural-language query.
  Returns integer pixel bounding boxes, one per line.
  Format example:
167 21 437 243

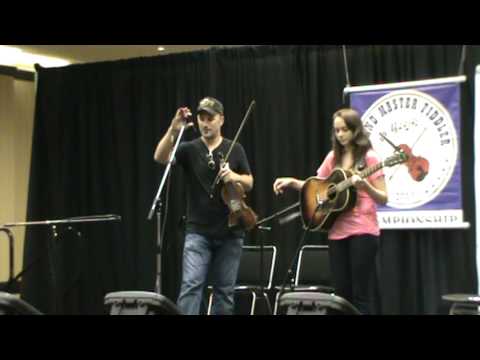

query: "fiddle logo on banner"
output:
347 77 469 229
363 89 458 209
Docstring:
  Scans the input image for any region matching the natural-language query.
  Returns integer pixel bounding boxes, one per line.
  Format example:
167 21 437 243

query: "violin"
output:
219 160 258 231
397 144 429 182
210 100 258 231
379 132 429 183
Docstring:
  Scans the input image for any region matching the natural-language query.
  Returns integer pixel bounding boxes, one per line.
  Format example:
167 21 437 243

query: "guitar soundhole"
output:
327 184 336 201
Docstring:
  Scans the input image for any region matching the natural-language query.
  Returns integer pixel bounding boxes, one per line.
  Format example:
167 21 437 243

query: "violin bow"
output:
209 100 256 195
379 132 401 151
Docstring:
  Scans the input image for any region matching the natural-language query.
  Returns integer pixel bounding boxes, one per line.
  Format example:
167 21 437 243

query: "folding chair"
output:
207 245 277 315
274 245 334 315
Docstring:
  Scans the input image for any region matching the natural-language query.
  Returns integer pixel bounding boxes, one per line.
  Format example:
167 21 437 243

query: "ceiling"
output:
10 45 230 64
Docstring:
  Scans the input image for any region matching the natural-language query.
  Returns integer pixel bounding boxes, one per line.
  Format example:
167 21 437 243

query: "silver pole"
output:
148 124 186 294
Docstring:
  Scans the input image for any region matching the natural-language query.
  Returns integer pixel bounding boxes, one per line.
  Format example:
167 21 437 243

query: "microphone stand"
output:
148 124 186 295
254 202 302 313
254 225 272 314
4 214 121 314
276 201 325 311
0 227 16 292
255 202 300 228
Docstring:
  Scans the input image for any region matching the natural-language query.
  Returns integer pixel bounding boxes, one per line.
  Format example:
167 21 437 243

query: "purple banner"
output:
349 81 463 221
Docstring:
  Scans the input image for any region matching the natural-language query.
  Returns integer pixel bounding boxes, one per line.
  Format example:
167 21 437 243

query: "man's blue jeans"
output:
177 232 244 315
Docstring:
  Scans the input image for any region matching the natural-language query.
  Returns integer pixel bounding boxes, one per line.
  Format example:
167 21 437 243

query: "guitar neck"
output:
359 162 385 179
337 162 385 192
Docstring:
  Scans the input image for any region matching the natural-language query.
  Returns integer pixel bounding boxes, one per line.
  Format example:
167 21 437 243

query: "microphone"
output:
257 226 272 232
181 109 196 132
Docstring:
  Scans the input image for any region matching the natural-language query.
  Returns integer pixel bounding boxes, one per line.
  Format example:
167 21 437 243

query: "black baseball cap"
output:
197 97 224 115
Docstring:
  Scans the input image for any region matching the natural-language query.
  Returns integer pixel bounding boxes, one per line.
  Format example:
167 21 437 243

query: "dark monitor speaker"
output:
278 292 362 315
104 291 182 315
0 292 43 315
442 294 480 315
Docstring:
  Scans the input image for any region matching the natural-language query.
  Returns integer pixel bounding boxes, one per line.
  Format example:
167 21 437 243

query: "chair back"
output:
237 245 277 290
295 245 331 287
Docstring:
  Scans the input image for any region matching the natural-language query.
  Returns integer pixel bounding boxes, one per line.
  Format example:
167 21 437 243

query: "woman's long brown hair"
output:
331 108 372 168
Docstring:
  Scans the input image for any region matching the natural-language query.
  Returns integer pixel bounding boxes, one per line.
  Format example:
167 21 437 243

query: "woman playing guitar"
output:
272 108 388 314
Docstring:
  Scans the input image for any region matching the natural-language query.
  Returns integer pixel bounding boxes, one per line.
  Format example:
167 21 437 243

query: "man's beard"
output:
201 129 215 139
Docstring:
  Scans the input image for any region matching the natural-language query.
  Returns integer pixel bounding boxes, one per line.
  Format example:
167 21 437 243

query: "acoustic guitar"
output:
300 152 407 232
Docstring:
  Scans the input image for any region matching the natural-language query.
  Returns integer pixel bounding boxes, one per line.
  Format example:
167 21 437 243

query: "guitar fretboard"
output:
335 161 385 193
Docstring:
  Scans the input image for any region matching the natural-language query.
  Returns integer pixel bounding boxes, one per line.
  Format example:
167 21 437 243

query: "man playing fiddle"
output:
154 97 253 315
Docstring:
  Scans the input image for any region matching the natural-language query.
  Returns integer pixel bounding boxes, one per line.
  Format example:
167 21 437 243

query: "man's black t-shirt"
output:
175 137 252 238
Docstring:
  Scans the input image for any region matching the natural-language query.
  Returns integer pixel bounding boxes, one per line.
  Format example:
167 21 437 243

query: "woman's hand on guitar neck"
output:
273 177 305 195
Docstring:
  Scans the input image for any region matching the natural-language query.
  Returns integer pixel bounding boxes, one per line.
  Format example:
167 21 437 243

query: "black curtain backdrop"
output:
21 45 479 315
